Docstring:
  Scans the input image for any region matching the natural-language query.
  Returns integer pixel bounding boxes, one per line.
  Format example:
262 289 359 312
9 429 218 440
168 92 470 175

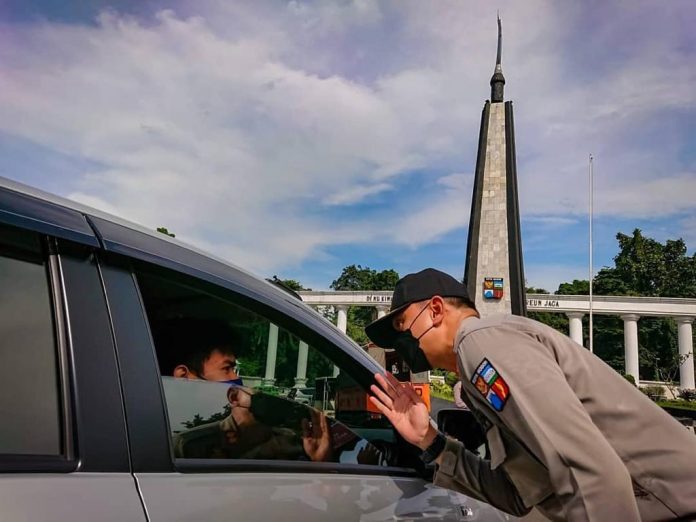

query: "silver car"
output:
0 176 516 521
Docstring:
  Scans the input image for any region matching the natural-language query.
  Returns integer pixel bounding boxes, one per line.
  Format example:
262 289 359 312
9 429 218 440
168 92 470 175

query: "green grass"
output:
431 388 454 401
657 400 696 411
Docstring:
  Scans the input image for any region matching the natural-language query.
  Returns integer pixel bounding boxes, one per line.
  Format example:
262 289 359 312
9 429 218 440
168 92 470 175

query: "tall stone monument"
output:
464 17 526 316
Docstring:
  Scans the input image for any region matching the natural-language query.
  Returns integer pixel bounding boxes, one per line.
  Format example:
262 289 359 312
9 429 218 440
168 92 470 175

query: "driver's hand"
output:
357 443 381 465
301 409 333 462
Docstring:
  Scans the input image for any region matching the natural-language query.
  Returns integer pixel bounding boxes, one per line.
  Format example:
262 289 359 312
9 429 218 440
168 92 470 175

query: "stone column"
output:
336 305 348 333
376 306 388 319
294 340 309 388
566 312 584 346
263 323 279 386
621 314 640 384
676 317 695 390
333 305 349 377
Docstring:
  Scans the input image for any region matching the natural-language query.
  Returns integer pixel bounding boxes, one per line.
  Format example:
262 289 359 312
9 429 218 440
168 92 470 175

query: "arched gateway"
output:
298 291 696 391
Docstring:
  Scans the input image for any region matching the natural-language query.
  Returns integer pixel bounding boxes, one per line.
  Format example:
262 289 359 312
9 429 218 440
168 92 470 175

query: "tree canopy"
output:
609 230 696 297
269 276 311 292
541 229 696 381
330 265 400 345
156 226 175 238
330 264 399 291
269 229 694 382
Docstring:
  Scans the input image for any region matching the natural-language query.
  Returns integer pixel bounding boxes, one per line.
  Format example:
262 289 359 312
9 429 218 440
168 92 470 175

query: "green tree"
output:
183 404 231 429
330 265 400 344
280 279 307 291
526 285 571 339
444 371 459 387
268 276 311 292
331 265 399 291
556 279 589 295
612 230 696 297
157 227 175 238
592 230 696 379
531 229 696 381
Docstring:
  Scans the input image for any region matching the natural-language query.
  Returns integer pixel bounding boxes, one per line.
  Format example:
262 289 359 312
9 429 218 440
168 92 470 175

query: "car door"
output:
100 253 515 522
0 191 147 522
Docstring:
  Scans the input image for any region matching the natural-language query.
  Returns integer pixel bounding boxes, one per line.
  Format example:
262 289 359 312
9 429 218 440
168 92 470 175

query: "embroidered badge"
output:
471 358 509 412
473 375 489 395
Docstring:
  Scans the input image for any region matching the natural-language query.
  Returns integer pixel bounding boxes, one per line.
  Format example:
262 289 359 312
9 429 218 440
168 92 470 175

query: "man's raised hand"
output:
369 372 435 450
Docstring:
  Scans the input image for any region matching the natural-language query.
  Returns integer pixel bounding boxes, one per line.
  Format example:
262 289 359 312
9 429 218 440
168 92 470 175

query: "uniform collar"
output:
453 315 481 352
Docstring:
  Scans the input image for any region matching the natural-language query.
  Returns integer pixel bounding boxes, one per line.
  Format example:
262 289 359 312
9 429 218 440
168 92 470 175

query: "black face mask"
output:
393 303 434 373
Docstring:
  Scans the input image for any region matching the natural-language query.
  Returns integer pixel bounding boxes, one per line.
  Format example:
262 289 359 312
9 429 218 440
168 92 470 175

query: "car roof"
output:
0 175 279 293
1 176 255 274
0 176 382 375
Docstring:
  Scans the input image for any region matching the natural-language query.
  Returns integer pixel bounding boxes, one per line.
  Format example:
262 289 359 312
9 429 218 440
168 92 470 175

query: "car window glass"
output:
137 271 400 467
0 225 62 456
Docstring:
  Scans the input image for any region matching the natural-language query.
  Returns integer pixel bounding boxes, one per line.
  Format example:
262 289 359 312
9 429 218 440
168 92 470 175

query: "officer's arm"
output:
470 328 640 521
434 438 531 516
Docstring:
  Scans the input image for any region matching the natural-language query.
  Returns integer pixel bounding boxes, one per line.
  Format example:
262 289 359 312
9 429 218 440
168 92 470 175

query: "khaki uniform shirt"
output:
433 314 696 521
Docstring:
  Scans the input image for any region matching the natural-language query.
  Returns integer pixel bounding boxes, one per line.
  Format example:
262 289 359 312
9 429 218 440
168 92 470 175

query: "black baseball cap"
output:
365 268 474 348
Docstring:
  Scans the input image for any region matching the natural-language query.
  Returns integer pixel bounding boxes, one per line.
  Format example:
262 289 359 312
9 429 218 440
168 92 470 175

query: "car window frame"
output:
0 204 131 474
54 238 132 473
105 255 421 477
0 231 73 472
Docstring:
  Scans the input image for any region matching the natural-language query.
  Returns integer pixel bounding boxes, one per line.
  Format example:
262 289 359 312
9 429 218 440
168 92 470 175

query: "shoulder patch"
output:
470 358 509 412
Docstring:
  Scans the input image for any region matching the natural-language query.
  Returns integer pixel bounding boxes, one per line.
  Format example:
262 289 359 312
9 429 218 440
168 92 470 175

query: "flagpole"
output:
589 154 594 353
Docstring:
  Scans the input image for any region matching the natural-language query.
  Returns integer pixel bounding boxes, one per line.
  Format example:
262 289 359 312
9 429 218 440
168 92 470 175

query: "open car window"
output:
136 270 406 468
162 378 391 465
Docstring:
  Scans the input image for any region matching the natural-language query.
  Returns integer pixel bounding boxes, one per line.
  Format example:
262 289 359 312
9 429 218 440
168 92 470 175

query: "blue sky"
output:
1 0 694 291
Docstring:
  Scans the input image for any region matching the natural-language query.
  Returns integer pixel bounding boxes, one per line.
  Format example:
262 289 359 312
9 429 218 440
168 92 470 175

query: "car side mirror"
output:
437 408 488 456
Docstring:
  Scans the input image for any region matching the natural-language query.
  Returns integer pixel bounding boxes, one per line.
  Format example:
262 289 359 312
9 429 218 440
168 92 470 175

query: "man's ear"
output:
173 365 191 378
430 296 445 326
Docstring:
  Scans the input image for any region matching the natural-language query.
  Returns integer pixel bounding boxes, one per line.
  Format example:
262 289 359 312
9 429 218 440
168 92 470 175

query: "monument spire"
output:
465 14 526 317
490 14 505 103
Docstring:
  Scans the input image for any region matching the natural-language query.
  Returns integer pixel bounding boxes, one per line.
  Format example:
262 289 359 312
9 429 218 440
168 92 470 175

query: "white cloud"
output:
388 174 473 247
525 216 579 226
0 0 694 278
323 182 392 205
595 174 696 218
0 11 415 271
437 173 470 190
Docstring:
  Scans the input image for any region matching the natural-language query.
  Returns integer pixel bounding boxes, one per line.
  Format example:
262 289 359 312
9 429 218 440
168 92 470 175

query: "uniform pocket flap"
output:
486 425 506 469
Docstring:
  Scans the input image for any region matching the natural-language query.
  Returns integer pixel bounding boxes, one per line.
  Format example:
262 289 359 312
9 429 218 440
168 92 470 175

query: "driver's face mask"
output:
198 374 244 387
392 302 435 373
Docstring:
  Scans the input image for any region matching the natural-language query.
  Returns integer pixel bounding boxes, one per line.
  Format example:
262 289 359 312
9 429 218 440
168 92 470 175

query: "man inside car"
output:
154 318 333 462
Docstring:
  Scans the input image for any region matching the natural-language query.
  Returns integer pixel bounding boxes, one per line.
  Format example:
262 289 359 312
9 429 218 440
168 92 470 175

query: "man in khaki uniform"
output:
367 268 696 521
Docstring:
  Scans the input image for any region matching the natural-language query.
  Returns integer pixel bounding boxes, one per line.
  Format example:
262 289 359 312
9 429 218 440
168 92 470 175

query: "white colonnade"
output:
264 305 350 387
621 314 641 384
295 292 696 390
677 317 695 390
261 293 695 390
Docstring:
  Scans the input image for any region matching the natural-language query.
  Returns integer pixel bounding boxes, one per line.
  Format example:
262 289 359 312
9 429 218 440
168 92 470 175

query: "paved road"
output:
430 396 455 419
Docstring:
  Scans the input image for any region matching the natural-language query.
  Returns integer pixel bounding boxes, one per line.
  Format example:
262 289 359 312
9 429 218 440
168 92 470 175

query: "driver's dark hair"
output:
152 318 242 376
